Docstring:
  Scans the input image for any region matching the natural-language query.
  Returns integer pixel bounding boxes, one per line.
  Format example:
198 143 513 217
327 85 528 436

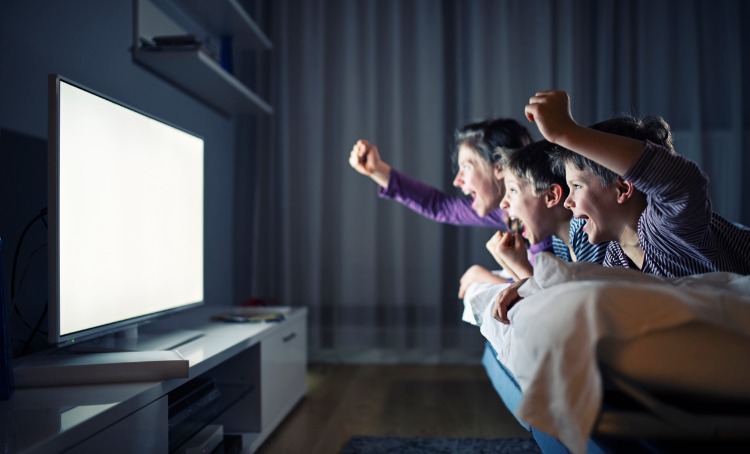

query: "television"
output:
47 74 205 350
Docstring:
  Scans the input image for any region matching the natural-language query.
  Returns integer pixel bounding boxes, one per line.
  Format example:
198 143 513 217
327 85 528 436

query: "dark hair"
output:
451 119 533 170
497 140 569 198
552 114 674 186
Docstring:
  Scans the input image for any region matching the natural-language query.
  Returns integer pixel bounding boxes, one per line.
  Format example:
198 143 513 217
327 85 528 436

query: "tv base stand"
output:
68 328 206 353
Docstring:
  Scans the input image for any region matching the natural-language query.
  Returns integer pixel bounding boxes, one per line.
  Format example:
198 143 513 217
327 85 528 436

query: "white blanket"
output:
462 280 511 326
472 253 750 454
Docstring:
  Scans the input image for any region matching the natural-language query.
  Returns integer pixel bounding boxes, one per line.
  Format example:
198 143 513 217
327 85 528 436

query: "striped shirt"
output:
603 141 750 277
551 217 609 264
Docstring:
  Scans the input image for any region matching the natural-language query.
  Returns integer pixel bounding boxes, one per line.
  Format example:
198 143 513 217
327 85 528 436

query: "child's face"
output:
563 163 620 244
499 171 549 244
453 144 502 217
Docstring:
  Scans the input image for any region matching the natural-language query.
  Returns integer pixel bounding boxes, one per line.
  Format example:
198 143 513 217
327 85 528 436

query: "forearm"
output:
508 262 533 281
489 250 531 281
556 124 646 176
499 258 532 282
368 161 391 188
527 90 646 176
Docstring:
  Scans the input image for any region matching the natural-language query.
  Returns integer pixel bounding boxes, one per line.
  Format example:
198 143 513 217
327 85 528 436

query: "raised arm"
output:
524 90 645 176
348 140 508 228
380 169 508 227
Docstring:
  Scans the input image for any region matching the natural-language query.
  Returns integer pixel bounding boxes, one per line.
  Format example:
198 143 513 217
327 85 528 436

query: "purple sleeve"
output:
378 168 508 229
528 236 554 265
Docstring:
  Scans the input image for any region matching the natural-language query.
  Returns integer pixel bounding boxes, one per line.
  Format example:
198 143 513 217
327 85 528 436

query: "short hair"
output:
552 114 674 186
496 140 569 198
451 118 533 170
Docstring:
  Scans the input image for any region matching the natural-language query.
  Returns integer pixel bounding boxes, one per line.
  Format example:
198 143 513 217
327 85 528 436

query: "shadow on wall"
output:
0 129 50 356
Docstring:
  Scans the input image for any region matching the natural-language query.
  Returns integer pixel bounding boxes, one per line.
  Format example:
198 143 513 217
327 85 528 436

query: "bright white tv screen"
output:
49 76 204 344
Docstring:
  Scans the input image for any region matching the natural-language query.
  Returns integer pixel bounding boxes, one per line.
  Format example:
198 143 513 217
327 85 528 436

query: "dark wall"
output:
0 0 239 353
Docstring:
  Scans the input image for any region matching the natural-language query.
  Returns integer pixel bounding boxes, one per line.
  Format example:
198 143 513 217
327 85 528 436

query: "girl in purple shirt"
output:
348 119 551 292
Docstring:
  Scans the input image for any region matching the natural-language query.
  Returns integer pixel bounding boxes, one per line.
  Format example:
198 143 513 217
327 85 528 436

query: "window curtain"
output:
235 0 750 363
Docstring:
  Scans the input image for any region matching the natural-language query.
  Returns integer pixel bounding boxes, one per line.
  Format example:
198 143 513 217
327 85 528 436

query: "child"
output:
486 140 609 281
349 119 531 222
528 90 750 277
349 119 553 293
493 89 750 323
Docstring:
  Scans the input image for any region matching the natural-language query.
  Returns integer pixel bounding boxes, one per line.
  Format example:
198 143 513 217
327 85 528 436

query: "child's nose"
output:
453 172 463 187
564 194 574 210
499 197 510 210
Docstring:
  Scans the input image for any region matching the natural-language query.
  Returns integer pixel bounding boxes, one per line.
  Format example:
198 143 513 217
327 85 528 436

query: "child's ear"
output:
615 177 636 204
493 162 504 180
545 184 564 208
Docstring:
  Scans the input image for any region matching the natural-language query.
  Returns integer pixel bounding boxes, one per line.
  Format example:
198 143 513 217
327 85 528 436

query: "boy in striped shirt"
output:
486 140 609 281
528 90 750 278
492 90 750 324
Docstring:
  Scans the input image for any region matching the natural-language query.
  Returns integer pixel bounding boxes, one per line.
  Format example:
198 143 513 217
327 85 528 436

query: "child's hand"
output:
486 231 533 280
524 90 578 144
485 232 518 281
492 278 528 324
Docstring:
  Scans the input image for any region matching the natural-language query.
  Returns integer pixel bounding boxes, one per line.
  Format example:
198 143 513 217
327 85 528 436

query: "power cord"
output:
11 208 48 303
10 208 48 356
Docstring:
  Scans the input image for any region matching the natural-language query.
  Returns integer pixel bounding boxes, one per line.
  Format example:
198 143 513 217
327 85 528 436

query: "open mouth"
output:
509 217 524 235
575 214 590 231
469 191 478 208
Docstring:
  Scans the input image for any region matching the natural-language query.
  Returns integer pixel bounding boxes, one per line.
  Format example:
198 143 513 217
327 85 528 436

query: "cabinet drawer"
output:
66 396 168 453
260 316 307 430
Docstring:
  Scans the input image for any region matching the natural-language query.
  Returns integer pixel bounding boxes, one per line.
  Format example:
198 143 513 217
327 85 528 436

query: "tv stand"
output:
1 306 308 453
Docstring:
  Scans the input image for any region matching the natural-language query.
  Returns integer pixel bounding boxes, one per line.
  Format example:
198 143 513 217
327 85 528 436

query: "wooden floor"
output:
255 363 531 454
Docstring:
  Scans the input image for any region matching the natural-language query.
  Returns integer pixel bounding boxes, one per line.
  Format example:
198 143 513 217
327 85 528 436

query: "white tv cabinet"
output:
0 306 307 453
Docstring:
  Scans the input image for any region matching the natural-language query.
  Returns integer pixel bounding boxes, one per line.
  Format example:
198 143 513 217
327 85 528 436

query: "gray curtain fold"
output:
235 0 750 363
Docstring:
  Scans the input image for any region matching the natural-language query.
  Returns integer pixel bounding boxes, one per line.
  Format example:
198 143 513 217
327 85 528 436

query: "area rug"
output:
339 435 542 454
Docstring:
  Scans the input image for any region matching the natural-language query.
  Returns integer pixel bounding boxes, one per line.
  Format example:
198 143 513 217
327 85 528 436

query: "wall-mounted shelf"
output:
133 48 272 115
133 0 272 116
177 0 272 51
